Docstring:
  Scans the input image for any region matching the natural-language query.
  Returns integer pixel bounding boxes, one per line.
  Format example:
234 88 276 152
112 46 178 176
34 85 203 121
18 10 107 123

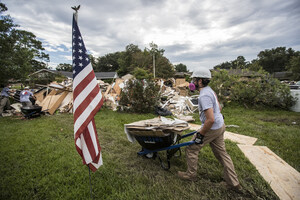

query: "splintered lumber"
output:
40 89 58 111
34 89 47 103
104 85 112 97
112 78 124 95
238 145 300 200
58 92 73 113
48 91 69 115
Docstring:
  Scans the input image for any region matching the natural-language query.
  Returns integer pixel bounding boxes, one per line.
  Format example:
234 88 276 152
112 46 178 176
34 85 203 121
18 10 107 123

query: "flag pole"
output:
72 6 94 200
88 165 94 200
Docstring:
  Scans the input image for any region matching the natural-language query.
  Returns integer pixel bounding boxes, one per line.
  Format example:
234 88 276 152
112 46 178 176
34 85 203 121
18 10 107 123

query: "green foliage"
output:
119 79 161 113
0 4 49 85
213 56 248 70
100 43 175 79
210 69 296 109
286 55 300 80
257 47 298 73
213 48 300 79
133 67 151 80
94 52 121 72
56 63 72 72
174 63 188 72
210 69 238 103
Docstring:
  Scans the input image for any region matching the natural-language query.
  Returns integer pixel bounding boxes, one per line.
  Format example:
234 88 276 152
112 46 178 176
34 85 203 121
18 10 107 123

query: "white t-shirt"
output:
20 90 33 103
198 86 224 130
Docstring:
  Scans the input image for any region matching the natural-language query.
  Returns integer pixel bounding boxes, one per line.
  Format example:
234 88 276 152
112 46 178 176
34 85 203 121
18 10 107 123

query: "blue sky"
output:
3 0 300 71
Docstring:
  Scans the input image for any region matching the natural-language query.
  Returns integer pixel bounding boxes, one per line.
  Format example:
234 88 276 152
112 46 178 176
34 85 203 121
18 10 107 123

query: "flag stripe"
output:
73 76 99 111
83 122 97 163
73 62 93 89
73 70 96 101
74 84 100 123
74 91 103 137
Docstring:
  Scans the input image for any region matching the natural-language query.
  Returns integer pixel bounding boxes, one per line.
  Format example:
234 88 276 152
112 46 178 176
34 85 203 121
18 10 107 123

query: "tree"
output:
56 63 72 72
213 56 247 70
286 55 300 80
146 42 174 79
175 63 188 72
0 3 49 85
257 47 296 73
117 44 142 76
133 67 151 80
95 52 121 72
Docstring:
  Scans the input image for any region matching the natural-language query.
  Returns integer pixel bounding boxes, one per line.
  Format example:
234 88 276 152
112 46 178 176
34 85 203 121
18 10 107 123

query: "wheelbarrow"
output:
134 130 197 170
21 105 43 119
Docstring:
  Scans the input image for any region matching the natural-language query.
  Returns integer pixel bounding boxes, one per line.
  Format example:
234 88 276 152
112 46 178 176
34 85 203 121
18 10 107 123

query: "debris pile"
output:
3 74 199 119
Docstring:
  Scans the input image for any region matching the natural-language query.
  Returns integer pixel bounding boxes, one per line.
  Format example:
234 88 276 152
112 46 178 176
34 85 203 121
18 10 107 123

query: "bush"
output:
119 79 161 113
210 69 296 109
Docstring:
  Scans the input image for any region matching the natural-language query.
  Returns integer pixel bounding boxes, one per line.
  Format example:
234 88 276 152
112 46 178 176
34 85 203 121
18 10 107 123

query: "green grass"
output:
1 105 299 199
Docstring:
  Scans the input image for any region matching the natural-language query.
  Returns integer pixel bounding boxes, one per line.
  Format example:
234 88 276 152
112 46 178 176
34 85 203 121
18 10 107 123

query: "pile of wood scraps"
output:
103 78 124 111
34 82 73 115
124 116 190 142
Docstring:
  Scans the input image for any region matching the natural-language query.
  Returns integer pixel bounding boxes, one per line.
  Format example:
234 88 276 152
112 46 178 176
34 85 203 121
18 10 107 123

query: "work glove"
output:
194 132 204 145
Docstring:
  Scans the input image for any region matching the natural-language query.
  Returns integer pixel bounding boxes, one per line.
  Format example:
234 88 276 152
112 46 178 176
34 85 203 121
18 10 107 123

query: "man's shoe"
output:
177 171 197 181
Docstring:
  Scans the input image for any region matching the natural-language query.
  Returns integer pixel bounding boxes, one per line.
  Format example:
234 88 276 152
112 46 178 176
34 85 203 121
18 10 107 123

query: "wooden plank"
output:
238 145 300 200
112 79 124 95
34 89 46 103
224 131 257 145
104 85 112 97
48 91 69 115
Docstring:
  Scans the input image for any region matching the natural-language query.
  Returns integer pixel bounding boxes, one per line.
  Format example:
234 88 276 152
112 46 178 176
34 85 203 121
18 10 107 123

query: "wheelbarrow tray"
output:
130 129 197 170
21 105 42 118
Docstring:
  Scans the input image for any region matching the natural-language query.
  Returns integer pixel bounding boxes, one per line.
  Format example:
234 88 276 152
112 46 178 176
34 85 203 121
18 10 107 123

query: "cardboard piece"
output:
238 145 300 200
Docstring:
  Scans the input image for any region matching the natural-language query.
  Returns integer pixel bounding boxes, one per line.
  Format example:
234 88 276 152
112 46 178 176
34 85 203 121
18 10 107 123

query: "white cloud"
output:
4 0 300 71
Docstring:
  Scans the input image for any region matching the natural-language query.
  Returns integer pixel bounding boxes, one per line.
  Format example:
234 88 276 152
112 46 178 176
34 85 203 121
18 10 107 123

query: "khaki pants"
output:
185 124 240 186
0 97 10 115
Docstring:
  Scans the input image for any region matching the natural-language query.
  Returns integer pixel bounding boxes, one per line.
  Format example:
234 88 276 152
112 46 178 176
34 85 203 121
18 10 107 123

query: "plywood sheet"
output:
238 145 300 200
48 91 69 115
224 131 257 145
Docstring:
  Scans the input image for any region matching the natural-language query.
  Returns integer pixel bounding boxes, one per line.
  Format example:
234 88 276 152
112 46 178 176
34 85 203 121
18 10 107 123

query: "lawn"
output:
0 105 299 199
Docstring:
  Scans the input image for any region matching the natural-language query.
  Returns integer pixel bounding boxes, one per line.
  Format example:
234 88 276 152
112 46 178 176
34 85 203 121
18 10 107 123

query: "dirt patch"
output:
259 116 300 126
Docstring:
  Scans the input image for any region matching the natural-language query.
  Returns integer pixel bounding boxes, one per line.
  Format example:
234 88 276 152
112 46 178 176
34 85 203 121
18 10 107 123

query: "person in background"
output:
0 84 12 117
20 86 34 107
178 67 242 192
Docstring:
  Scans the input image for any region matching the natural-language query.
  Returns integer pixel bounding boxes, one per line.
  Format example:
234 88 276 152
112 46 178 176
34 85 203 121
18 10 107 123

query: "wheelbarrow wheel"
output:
157 154 170 170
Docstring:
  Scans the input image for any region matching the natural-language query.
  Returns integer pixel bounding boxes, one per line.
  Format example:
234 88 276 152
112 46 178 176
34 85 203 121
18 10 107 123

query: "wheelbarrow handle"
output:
180 131 197 139
138 141 195 155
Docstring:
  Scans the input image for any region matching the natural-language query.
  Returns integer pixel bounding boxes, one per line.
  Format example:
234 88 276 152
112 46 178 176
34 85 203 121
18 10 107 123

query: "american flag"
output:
72 14 104 172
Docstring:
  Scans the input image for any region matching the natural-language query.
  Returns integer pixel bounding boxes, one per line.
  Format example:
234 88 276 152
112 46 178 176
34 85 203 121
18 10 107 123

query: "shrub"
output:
210 69 296 109
119 79 161 113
